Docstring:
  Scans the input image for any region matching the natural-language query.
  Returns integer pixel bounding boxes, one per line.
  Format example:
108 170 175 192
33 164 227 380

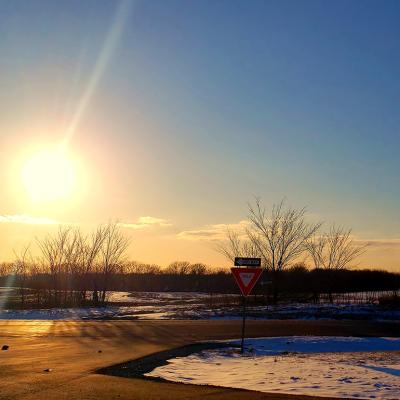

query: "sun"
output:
21 146 77 203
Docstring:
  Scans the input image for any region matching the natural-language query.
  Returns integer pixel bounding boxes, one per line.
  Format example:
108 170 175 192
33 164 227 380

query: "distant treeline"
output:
103 263 400 296
1 221 399 309
1 260 399 308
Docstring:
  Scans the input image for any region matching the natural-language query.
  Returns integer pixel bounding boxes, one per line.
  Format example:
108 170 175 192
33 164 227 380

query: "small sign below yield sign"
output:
231 267 263 296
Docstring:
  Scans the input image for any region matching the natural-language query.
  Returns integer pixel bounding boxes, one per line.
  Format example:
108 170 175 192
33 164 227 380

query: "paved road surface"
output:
1 320 399 400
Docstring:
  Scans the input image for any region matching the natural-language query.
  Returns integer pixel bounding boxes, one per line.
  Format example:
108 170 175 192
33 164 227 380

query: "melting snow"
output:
146 336 400 399
1 291 399 320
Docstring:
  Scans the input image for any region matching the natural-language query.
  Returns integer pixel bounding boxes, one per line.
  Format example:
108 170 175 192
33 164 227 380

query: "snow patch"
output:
146 336 400 400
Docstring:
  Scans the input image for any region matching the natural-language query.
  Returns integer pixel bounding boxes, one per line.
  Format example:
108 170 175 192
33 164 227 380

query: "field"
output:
1 289 399 321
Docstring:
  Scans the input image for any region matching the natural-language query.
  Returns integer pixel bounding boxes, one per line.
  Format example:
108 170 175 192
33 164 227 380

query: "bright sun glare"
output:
21 146 77 203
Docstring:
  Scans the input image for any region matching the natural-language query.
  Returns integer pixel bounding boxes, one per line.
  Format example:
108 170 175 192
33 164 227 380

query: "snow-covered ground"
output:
105 290 400 321
107 291 210 305
1 290 399 320
1 304 399 320
146 336 400 399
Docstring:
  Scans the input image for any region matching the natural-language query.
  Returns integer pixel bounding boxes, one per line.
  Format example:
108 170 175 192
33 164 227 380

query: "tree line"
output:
1 259 399 308
0 199 399 308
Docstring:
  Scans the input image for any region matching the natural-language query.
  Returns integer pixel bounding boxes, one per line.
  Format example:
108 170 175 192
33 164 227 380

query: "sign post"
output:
231 258 262 354
241 295 246 353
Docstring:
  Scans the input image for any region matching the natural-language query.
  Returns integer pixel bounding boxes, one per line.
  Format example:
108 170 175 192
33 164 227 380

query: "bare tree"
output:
216 229 261 264
306 225 367 271
28 260 45 306
188 263 209 275
165 261 192 275
0 262 13 277
37 226 72 304
98 222 130 303
35 223 130 306
61 228 82 304
13 244 32 306
306 225 367 303
124 261 161 274
247 199 322 272
75 226 107 303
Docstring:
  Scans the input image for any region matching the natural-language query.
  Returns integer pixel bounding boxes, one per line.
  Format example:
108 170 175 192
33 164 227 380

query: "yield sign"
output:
231 267 263 296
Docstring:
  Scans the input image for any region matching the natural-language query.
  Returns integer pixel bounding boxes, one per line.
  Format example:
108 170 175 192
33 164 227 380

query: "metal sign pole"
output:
231 258 261 355
240 295 247 354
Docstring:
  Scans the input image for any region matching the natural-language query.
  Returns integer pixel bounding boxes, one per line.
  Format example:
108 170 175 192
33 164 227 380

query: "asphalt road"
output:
1 320 399 400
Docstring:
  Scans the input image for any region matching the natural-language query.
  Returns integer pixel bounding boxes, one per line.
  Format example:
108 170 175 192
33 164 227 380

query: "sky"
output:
1 0 400 270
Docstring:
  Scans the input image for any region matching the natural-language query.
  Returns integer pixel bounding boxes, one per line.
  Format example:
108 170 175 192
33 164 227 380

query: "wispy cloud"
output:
0 215 58 225
178 220 250 241
119 216 172 230
178 220 400 251
355 238 400 249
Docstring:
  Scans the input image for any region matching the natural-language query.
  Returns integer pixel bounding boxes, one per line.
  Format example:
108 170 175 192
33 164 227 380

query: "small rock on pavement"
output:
1 345 9 351
98 350 102 353
43 368 53 373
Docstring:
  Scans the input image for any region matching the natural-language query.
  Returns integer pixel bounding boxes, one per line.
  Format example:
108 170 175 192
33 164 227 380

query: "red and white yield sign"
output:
231 267 263 296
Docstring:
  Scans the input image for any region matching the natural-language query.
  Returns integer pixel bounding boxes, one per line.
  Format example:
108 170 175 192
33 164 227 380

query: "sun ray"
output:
63 0 133 145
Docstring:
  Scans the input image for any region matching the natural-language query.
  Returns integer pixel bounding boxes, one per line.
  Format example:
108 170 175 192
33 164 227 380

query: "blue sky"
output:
0 0 400 268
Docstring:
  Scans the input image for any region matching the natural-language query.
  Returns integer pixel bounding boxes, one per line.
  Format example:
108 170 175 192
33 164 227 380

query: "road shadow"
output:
97 341 232 380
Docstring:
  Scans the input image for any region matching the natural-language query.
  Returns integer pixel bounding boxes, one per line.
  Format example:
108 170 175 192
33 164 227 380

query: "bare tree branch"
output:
247 198 322 271
306 225 368 270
